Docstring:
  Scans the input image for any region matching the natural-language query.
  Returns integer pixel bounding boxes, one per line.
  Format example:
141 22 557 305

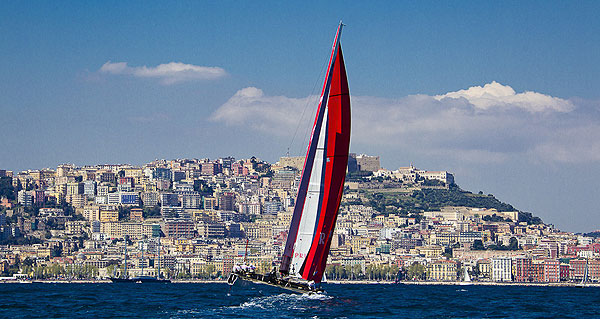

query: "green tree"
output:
48 264 64 278
508 237 519 250
339 265 347 279
325 265 335 280
334 265 343 280
518 211 543 225
350 264 362 280
389 265 399 281
193 180 214 197
0 176 15 200
21 265 33 277
33 265 47 279
118 206 131 220
143 206 161 218
406 262 426 280
472 239 485 250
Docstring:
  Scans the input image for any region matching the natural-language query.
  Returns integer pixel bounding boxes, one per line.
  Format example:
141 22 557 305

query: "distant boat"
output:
460 267 472 286
577 258 590 288
228 21 351 294
109 236 170 283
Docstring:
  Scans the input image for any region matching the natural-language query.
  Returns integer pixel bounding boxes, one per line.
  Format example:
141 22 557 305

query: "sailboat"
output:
228 21 351 294
577 258 590 288
460 267 472 285
109 236 171 283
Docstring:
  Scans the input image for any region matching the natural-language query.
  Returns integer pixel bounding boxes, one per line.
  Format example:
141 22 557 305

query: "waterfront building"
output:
427 260 458 281
514 257 532 282
569 259 600 282
492 258 512 282
544 259 560 282
477 259 491 278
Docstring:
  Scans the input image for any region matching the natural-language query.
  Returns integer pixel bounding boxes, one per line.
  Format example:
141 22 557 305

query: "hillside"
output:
343 183 543 225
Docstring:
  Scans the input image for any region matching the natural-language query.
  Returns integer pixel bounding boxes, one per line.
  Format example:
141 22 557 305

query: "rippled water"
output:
1 282 599 318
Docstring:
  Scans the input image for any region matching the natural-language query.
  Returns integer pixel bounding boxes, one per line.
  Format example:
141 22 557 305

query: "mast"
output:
582 258 589 285
244 238 249 264
124 239 128 279
280 21 350 283
157 236 161 279
141 240 144 276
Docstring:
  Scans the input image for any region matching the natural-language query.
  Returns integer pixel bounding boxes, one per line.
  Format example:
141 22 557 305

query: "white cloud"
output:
210 87 317 135
531 125 600 163
211 83 598 164
99 61 226 84
435 81 575 113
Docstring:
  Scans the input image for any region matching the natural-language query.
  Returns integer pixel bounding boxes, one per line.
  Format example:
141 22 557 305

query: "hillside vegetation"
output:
345 183 543 225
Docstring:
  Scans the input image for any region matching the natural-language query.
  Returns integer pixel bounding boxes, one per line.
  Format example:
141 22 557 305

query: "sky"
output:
1 1 599 232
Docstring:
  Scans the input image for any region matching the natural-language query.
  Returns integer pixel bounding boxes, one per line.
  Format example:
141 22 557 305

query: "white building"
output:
107 193 120 205
417 170 454 185
491 257 512 282
17 190 33 207
181 193 202 209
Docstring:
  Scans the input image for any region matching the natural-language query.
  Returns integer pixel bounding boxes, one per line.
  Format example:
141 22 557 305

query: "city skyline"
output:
2 1 600 232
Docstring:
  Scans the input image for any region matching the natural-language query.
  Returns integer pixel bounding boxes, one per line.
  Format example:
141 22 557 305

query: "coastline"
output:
1 278 598 287
326 280 600 287
0 279 227 284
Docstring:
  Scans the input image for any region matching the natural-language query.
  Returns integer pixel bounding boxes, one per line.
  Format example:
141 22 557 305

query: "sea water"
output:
1 282 599 318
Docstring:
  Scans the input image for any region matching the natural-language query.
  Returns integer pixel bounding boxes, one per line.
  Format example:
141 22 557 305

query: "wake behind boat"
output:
228 267 323 294
109 276 171 284
228 21 350 294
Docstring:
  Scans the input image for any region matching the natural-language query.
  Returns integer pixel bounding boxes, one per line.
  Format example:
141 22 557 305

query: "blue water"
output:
1 282 599 318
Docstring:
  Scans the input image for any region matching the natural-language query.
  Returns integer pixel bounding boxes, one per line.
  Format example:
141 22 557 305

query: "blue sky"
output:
1 1 599 231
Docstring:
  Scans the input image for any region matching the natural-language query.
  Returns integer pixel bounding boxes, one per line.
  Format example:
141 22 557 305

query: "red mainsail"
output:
280 22 350 283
